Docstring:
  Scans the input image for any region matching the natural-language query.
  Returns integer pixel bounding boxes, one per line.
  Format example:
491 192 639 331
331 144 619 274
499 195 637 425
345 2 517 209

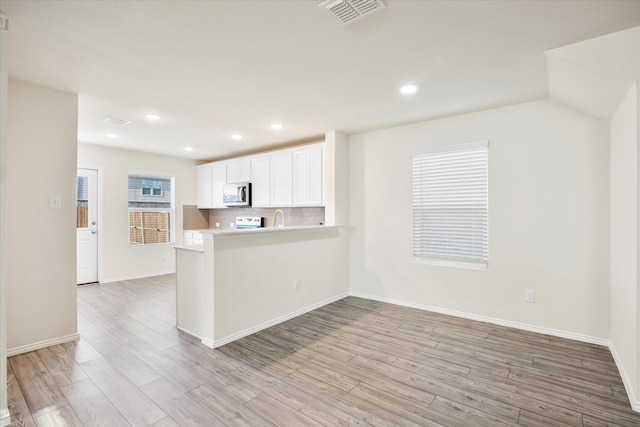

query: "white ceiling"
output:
1 0 639 161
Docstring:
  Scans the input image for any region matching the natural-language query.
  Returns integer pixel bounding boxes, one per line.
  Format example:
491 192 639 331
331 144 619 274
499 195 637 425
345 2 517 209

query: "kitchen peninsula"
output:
175 225 348 348
175 133 351 348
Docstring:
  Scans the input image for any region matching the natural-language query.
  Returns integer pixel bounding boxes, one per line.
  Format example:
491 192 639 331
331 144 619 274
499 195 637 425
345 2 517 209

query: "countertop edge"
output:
174 244 205 253
200 225 341 238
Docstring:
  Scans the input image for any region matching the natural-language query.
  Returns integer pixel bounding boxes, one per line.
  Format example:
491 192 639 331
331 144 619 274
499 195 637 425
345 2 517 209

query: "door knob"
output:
91 229 97 234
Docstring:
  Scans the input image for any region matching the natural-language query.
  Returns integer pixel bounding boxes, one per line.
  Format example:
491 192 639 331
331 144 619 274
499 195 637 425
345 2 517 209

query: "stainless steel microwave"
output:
223 182 251 207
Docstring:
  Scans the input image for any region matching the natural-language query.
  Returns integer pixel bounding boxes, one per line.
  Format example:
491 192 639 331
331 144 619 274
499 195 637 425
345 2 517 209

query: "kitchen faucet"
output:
272 209 286 228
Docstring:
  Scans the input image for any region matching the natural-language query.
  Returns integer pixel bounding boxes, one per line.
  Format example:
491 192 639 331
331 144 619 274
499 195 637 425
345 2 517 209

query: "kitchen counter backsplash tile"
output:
183 204 210 230
208 207 324 230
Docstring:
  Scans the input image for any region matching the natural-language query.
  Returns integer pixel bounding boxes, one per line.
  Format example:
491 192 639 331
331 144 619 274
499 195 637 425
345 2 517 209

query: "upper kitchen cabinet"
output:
197 161 227 209
270 150 293 206
293 143 324 206
227 158 251 183
196 142 325 209
211 161 227 208
251 154 271 207
196 164 213 208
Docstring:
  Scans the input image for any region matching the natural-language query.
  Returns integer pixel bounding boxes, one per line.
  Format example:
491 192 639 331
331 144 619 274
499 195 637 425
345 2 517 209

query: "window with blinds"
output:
128 173 175 246
412 141 488 269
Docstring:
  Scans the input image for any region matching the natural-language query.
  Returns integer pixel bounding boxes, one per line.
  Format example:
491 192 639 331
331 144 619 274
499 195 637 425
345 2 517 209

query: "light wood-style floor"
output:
5 274 640 426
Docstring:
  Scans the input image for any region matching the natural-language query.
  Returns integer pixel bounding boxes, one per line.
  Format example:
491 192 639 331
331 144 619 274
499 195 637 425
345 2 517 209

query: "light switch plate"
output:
525 289 536 303
49 195 61 209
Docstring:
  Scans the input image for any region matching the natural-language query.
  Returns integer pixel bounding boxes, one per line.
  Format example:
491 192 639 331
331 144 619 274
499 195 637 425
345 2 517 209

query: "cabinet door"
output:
196 164 213 208
270 151 293 206
211 162 228 208
307 145 324 205
227 158 251 183
251 155 271 207
293 144 324 206
293 150 309 205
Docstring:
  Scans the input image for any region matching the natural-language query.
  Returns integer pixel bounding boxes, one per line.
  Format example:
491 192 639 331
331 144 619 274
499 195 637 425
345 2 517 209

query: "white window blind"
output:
413 141 488 269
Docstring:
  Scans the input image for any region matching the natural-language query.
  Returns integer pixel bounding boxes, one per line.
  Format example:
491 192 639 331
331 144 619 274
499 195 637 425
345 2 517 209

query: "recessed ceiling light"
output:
103 116 130 125
400 84 418 95
231 134 243 140
144 113 162 121
106 133 118 138
184 147 194 152
270 123 284 130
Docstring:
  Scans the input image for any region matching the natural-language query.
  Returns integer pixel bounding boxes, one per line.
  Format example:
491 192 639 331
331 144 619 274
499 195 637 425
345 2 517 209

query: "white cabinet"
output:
183 230 203 245
195 142 324 209
227 158 251 183
251 155 271 207
197 161 227 208
293 144 324 206
270 150 293 206
196 164 213 208
211 162 227 208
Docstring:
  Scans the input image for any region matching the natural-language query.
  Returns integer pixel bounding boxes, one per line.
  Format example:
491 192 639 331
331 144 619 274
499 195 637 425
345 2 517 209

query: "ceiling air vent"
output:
103 116 131 126
319 0 386 26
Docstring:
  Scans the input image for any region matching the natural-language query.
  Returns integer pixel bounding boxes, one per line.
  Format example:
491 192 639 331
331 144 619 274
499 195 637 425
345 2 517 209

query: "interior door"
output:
77 168 98 284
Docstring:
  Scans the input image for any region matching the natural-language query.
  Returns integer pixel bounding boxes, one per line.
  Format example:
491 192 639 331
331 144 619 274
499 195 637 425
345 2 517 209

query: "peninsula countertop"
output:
175 225 339 249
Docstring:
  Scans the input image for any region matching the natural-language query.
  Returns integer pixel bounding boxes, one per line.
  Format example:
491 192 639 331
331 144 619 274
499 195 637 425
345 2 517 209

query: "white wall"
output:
0 13 8 421
325 131 350 227
349 99 610 340
637 51 640 412
78 143 197 282
611 83 639 408
7 79 78 352
208 228 350 346
553 26 640 410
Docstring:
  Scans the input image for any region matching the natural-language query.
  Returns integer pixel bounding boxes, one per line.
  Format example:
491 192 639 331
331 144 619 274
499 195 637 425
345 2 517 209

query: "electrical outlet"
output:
49 194 61 209
0 14 9 31
525 289 536 303
293 279 301 291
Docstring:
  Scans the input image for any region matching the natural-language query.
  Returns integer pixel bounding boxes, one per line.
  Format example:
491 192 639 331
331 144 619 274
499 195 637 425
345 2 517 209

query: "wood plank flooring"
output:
5 274 640 426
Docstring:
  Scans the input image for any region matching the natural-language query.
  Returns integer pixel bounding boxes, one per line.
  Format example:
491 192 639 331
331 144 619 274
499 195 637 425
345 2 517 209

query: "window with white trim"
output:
412 141 488 269
128 173 175 245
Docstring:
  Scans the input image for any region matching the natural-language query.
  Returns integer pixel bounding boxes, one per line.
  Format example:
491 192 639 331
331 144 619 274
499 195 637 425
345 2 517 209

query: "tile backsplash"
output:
182 205 210 229
207 206 325 230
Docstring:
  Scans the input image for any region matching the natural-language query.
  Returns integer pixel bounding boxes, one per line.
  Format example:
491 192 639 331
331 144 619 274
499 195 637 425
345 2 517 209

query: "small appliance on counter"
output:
223 182 251 207
235 216 264 230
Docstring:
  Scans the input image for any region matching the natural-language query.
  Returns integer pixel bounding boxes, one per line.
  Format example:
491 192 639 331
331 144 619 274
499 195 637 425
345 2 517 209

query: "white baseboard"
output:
609 342 640 413
0 408 10 427
201 338 215 349
176 326 208 347
349 291 609 346
206 292 350 349
99 270 175 284
7 333 79 357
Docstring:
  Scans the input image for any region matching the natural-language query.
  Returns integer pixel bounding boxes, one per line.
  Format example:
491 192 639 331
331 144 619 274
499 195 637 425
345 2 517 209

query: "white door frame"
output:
77 165 103 284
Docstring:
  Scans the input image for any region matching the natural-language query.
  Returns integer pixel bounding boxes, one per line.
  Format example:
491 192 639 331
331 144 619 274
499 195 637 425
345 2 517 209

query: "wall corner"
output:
324 130 350 227
0 12 9 420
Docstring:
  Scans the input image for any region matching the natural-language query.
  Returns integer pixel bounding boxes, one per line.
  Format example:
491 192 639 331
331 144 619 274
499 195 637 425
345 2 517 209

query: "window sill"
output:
414 257 488 271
